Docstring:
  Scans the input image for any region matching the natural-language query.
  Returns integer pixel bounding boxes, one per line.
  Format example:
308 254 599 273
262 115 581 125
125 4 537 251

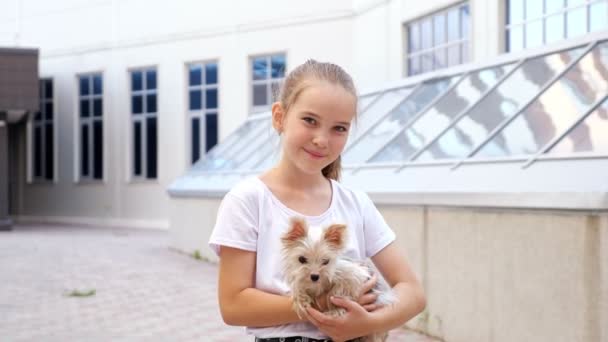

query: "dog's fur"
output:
281 217 396 342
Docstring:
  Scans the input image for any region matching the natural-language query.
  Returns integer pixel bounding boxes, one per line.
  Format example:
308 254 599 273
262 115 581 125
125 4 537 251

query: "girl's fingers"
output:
363 303 378 312
357 293 378 306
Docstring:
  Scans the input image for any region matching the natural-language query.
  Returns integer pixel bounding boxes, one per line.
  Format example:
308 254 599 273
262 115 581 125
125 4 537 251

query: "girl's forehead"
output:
293 82 356 121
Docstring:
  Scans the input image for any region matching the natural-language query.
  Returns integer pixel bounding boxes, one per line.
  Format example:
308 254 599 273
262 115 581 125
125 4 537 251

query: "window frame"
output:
129 66 158 180
76 72 104 183
249 52 287 113
30 78 56 183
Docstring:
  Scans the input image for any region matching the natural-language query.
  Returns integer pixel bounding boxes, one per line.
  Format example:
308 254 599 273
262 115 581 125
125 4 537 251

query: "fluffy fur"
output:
281 217 396 342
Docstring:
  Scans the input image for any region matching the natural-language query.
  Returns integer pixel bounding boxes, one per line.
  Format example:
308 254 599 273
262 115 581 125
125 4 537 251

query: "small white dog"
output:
281 217 396 342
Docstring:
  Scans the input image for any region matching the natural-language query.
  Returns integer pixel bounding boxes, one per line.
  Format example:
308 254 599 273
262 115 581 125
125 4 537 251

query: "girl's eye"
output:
335 126 348 133
322 259 330 265
298 256 308 264
303 117 316 125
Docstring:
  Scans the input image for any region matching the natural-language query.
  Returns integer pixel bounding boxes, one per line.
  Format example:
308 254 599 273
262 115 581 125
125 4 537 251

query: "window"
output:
506 0 608 52
406 3 470 76
78 73 103 180
131 68 157 179
188 62 219 164
32 79 54 181
251 54 286 111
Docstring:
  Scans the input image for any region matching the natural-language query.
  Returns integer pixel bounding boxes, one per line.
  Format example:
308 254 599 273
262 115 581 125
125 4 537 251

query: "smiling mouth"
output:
303 148 326 159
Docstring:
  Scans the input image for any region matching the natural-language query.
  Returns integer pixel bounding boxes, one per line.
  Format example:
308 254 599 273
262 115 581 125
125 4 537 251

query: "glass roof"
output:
170 36 608 207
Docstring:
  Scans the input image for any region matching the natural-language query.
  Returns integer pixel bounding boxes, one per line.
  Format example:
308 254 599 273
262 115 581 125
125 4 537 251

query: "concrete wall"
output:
168 196 608 342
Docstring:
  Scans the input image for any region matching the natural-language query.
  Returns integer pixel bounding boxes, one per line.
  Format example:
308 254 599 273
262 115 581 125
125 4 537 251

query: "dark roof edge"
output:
0 47 39 56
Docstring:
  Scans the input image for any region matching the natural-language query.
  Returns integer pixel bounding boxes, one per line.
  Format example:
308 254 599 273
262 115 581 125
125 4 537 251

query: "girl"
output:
209 60 426 342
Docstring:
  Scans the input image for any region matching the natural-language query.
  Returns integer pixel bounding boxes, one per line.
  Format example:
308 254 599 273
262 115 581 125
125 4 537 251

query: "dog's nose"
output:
310 274 319 282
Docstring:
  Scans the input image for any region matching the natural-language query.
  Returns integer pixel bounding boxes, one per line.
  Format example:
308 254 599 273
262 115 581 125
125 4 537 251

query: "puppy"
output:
281 217 396 342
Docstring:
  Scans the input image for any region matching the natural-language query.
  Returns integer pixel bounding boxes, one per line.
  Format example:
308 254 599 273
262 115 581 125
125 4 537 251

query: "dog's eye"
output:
322 259 330 265
298 256 308 264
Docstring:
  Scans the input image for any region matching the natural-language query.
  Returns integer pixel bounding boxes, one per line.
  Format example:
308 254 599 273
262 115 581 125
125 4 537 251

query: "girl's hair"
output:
276 59 357 181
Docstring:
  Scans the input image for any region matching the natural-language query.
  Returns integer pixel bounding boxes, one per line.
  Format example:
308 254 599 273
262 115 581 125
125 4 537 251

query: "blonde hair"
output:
276 59 357 181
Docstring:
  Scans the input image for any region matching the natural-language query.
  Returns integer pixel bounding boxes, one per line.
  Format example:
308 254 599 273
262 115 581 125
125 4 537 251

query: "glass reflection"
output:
418 46 585 161
549 97 608 154
373 65 513 163
476 42 608 157
343 77 456 164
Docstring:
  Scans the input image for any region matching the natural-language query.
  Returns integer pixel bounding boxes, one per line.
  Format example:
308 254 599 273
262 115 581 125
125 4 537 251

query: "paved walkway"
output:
0 224 437 341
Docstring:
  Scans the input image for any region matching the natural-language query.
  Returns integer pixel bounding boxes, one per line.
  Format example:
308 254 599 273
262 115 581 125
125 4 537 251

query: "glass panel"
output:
549 97 608 154
357 94 378 113
351 87 414 145
93 75 102 95
45 102 53 120
132 71 143 91
195 119 268 170
461 42 469 63
507 25 524 52
79 77 89 96
34 111 41 121
566 7 587 38
271 55 286 78
189 90 202 110
146 117 157 179
44 80 53 99
189 65 202 86
526 19 544 48
447 8 460 41
421 18 432 49
434 14 446 45
146 70 156 90
546 13 565 44
408 55 421 76
34 126 42 177
508 0 525 25
206 89 218 109
343 77 456 164
80 100 90 118
419 46 585 160
374 64 513 163
191 117 200 164
590 1 608 32
433 47 447 69
421 53 433 72
271 82 281 103
206 63 218 84
45 123 53 180
526 0 544 20
132 95 143 114
134 121 142 176
408 23 420 52
205 113 218 152
460 5 470 39
93 120 103 179
81 125 89 176
93 99 102 117
546 0 565 14
252 57 268 80
146 94 157 113
243 132 281 170
476 42 608 157
447 45 460 66
253 84 268 106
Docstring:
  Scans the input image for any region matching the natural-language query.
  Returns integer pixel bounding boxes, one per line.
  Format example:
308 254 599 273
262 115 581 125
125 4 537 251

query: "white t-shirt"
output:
208 176 396 339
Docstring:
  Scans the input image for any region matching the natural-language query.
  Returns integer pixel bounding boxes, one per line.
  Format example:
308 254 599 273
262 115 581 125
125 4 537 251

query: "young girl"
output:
209 60 426 342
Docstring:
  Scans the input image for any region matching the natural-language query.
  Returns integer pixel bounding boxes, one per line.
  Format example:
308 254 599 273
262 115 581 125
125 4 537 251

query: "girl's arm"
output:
218 245 304 327
306 242 426 341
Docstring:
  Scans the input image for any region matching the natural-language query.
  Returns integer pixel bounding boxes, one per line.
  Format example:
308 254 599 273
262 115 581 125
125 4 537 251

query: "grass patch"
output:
65 289 96 297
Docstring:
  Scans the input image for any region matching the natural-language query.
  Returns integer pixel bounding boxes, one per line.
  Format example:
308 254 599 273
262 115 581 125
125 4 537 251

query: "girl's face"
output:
275 80 357 176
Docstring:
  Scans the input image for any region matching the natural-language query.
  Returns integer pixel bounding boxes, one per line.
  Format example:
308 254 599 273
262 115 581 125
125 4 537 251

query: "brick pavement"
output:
0 224 438 341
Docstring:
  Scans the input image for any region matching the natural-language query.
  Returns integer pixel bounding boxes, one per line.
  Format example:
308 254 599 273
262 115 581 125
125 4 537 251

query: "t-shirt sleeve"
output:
208 192 259 256
359 191 396 258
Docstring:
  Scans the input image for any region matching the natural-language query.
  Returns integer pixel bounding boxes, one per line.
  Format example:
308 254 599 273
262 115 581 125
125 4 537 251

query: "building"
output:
1 1 607 341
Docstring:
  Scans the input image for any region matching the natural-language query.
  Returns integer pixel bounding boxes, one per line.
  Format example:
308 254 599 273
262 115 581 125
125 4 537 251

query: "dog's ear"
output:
323 224 346 250
282 218 308 246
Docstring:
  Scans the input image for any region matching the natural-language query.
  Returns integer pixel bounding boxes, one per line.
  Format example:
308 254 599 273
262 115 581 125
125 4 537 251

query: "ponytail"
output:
322 155 342 181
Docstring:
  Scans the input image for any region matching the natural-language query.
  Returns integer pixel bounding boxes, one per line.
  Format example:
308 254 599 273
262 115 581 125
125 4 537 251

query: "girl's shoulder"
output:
330 180 375 212
225 176 266 202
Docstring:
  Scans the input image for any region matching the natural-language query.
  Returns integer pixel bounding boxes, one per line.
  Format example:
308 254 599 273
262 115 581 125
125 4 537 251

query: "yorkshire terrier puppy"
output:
281 218 396 342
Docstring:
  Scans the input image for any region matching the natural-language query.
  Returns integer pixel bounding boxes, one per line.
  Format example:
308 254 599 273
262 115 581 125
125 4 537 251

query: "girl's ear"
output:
271 102 285 133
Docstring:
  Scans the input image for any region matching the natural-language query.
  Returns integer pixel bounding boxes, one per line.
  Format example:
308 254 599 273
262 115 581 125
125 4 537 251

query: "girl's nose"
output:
312 135 328 148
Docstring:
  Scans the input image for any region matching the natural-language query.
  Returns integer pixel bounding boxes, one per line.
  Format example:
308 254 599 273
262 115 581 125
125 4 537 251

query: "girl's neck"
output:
268 160 329 192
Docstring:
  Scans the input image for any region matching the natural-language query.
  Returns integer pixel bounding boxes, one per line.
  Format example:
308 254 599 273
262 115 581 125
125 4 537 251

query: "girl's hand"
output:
358 273 380 312
306 296 376 342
